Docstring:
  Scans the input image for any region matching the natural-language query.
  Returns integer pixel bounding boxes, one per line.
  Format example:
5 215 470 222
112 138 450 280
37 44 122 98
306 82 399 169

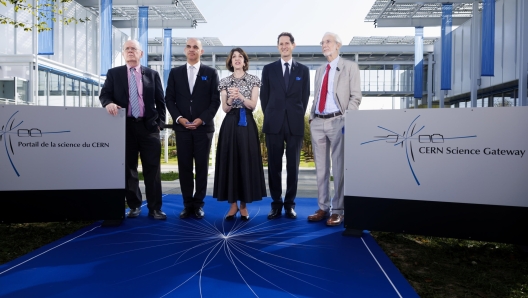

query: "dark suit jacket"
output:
99 65 166 132
260 59 310 136
165 64 220 132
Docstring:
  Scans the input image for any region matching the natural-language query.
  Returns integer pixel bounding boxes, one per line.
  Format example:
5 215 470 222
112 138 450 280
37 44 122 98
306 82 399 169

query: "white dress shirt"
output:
187 61 201 89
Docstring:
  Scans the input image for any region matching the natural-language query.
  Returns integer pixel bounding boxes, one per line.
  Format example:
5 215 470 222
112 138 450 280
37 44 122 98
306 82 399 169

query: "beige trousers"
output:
310 115 345 215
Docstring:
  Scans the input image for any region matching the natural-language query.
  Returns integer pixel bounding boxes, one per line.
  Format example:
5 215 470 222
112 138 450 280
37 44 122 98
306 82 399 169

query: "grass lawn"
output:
0 221 94 265
138 171 179 181
372 232 528 297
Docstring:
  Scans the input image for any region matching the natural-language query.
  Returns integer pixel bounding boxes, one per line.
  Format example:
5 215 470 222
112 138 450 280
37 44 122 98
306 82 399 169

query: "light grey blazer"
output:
309 57 362 119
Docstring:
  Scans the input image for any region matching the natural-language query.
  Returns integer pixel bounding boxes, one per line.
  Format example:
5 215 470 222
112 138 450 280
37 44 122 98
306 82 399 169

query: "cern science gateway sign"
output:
344 107 528 208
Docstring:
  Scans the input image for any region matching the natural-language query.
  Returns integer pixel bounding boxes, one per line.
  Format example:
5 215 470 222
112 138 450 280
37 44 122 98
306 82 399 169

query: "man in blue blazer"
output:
260 32 310 220
165 38 220 219
100 39 167 220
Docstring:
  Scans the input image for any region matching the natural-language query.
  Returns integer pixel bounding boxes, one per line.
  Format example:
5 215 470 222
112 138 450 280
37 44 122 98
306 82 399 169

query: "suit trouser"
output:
265 116 303 210
176 130 213 209
125 119 162 211
310 115 345 215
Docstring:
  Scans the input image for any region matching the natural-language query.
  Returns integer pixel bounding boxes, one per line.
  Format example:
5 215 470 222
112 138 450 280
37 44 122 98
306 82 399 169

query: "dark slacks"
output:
265 116 303 210
125 119 162 211
176 130 214 209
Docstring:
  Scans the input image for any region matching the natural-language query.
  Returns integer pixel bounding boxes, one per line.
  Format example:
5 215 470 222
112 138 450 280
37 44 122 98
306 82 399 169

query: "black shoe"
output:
148 210 167 220
127 207 141 218
194 207 205 219
225 209 239 221
179 208 193 219
267 208 282 220
284 208 297 219
240 208 249 221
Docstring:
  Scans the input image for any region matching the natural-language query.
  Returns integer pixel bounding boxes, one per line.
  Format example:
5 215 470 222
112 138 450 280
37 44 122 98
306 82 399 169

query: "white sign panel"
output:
344 107 528 207
0 105 125 191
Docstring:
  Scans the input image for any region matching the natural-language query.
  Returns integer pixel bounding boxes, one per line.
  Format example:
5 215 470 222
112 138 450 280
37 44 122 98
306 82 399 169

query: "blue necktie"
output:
284 62 290 88
129 67 140 118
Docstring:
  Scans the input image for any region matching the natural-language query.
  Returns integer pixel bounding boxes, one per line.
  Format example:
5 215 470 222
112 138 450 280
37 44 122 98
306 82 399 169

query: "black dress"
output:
213 73 267 203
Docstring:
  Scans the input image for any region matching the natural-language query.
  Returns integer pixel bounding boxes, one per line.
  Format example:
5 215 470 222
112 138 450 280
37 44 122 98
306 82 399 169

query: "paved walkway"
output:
139 160 333 199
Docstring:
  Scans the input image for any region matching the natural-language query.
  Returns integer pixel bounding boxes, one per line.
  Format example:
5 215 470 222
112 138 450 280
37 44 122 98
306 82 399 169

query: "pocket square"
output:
201 76 208 81
296 77 301 81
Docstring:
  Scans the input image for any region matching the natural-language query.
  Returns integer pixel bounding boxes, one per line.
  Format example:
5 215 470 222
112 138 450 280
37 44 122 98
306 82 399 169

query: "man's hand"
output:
179 117 194 129
105 103 121 116
186 118 203 130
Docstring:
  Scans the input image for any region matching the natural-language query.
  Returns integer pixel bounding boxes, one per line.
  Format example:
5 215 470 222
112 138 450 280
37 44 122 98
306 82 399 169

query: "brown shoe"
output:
307 209 328 222
326 214 344 226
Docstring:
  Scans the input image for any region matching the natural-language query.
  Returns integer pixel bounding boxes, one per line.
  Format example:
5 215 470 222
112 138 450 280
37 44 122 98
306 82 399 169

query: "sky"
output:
144 0 442 45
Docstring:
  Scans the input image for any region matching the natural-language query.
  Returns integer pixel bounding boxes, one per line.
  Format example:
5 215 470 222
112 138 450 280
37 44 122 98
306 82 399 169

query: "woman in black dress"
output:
213 48 267 221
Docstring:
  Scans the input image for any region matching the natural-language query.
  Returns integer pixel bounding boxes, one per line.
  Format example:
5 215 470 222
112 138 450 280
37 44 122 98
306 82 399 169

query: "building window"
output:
38 71 48 106
49 73 64 106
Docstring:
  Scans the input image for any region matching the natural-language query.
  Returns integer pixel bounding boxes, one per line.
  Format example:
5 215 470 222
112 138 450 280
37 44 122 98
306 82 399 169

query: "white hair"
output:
323 32 342 46
124 39 142 51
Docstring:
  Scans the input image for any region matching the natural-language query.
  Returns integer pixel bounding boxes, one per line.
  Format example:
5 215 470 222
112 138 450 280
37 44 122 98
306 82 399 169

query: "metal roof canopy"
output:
350 36 437 45
365 0 482 28
77 0 206 28
149 37 223 46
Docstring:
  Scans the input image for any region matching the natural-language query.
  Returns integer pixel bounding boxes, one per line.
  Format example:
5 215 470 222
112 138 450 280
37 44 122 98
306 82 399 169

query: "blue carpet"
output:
0 195 418 298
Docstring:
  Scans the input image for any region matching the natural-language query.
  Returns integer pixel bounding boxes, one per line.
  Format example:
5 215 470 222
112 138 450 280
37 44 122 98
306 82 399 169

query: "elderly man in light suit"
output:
307 32 362 226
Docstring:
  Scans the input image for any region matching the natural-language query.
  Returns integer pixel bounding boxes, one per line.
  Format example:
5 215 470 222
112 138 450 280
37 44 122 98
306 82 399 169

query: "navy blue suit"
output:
260 59 310 210
165 64 220 209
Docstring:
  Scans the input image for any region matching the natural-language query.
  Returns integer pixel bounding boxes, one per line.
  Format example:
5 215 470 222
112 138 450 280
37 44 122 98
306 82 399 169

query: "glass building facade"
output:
0 0 127 107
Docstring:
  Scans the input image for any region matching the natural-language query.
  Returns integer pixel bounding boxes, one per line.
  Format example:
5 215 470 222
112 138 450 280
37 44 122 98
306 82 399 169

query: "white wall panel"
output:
0 5 15 55
75 4 87 71
491 0 505 86
87 11 98 74
461 24 471 93
15 10 33 54
502 0 518 83
63 1 76 68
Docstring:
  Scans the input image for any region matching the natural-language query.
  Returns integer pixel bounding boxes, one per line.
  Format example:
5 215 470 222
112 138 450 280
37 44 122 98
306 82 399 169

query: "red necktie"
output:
318 64 331 113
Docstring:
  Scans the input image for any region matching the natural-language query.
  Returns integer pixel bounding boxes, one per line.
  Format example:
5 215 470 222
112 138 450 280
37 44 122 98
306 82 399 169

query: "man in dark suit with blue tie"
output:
260 32 310 220
165 38 220 219
100 39 167 220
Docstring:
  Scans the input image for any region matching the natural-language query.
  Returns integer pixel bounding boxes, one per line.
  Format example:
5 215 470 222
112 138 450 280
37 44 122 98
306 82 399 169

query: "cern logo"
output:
360 115 476 186
1 111 70 177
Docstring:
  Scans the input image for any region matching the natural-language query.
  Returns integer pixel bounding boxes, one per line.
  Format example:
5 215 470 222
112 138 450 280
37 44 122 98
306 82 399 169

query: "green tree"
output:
302 114 312 160
253 108 267 161
0 0 90 32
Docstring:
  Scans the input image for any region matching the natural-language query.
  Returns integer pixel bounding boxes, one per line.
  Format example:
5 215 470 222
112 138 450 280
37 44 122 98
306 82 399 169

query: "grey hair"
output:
124 39 142 51
323 32 342 46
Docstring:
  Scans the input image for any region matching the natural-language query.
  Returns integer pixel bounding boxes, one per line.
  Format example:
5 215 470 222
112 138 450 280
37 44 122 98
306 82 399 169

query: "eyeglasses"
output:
124 47 140 52
320 40 334 46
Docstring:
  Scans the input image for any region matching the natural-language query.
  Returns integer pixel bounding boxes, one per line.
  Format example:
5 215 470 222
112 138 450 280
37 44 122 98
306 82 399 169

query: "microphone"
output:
141 69 145 75
336 67 340 71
